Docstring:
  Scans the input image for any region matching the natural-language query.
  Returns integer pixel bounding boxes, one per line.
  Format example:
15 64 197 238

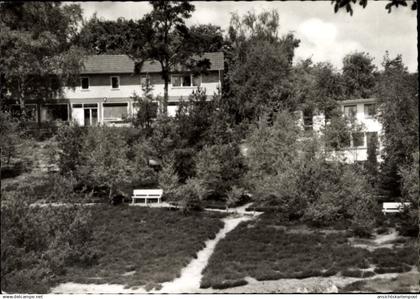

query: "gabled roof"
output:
81 52 224 74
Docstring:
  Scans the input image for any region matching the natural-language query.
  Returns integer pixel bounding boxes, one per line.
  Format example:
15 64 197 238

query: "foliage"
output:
377 53 419 199
245 112 377 227
365 132 379 187
342 51 377 99
1 193 98 293
58 205 223 290
55 122 86 174
331 0 417 15
224 10 300 122
78 126 134 199
0 2 85 115
74 14 142 55
202 217 416 289
195 143 246 200
128 0 212 114
131 89 158 134
0 110 21 165
175 178 206 214
226 186 247 208
131 139 158 188
398 151 419 236
158 156 180 201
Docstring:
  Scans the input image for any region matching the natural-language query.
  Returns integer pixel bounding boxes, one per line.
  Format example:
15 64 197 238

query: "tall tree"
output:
129 1 211 115
0 2 85 121
342 51 377 99
377 53 418 199
74 14 143 55
224 10 300 124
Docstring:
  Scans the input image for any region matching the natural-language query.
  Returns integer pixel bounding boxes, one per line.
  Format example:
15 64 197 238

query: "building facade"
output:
296 98 383 163
11 52 224 125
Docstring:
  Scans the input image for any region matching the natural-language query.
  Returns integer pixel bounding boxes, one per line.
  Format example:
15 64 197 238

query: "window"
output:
42 104 69 121
303 109 313 131
81 77 89 90
171 74 201 87
111 76 120 89
72 104 82 108
364 103 376 118
344 105 357 118
352 132 364 147
103 103 128 121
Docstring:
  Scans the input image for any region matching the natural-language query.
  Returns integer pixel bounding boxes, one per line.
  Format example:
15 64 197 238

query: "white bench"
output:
131 189 163 205
382 202 411 214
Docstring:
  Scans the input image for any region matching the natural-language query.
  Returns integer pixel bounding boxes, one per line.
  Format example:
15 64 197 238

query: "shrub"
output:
77 126 134 200
175 178 205 214
0 111 21 166
1 193 98 293
196 143 245 200
398 151 419 237
158 156 179 201
55 122 86 174
226 186 246 208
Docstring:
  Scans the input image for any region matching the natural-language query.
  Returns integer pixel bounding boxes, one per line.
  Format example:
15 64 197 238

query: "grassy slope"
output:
201 213 418 290
60 205 224 291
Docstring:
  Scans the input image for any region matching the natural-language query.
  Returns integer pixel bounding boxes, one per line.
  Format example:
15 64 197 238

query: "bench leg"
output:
145 198 148 205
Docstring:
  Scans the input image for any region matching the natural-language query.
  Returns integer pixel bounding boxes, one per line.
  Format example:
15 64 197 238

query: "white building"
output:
297 98 383 163
12 52 224 125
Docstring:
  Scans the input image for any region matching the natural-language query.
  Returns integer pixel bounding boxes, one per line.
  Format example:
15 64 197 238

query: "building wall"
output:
296 98 383 163
63 71 221 100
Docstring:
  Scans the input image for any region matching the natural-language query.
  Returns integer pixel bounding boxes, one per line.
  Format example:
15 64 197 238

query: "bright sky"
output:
75 1 418 72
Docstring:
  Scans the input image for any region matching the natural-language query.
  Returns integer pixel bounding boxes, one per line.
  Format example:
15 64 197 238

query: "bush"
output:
55 122 86 174
195 143 246 200
175 178 205 214
158 157 179 201
0 111 21 166
1 193 99 293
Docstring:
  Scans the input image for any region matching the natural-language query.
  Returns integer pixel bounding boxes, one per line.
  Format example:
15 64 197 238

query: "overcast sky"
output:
76 1 418 72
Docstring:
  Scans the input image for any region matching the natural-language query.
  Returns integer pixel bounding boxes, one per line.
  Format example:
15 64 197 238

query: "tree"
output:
74 14 143 55
331 0 417 15
377 53 418 199
195 143 245 200
131 78 159 134
187 24 225 53
224 10 300 123
78 126 134 200
0 2 85 121
128 1 211 114
342 52 377 99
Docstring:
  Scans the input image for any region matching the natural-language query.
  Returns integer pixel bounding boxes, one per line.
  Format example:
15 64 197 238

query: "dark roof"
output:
81 52 224 74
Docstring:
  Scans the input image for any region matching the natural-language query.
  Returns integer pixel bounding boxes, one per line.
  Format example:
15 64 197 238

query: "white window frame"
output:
80 77 90 90
171 73 201 88
110 76 120 90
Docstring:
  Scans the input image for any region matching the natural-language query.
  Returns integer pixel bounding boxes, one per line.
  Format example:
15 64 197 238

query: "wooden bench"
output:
131 189 163 205
382 202 411 214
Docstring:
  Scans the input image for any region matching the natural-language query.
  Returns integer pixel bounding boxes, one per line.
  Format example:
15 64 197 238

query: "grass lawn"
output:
201 213 418 290
58 205 224 291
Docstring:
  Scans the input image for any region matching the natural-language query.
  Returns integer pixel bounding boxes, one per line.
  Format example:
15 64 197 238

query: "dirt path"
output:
157 214 252 293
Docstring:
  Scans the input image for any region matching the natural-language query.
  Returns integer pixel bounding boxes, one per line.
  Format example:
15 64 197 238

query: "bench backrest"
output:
382 202 411 210
133 189 163 197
